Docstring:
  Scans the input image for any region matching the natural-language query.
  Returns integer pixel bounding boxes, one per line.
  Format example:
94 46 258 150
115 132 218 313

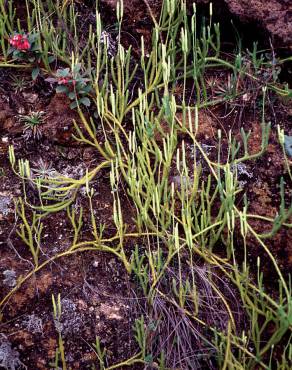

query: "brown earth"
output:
102 0 292 49
224 0 292 48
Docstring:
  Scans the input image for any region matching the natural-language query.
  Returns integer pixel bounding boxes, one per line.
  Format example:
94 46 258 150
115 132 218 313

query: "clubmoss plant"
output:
0 0 291 369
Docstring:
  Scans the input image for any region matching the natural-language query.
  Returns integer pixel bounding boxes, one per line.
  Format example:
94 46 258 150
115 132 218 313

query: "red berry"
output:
20 40 30 50
9 33 30 51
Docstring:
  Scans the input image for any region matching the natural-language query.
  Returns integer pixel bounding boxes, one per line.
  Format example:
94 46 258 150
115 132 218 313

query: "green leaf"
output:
80 97 91 107
31 44 40 52
13 50 20 59
48 55 56 63
56 68 70 77
31 67 40 81
75 82 83 90
56 85 68 94
68 92 76 100
284 135 292 158
70 101 78 109
144 354 153 364
82 85 93 93
28 33 38 43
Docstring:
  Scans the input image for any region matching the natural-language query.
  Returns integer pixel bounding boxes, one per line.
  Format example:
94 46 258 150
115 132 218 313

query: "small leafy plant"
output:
19 111 45 140
9 74 32 93
48 64 92 109
8 31 54 80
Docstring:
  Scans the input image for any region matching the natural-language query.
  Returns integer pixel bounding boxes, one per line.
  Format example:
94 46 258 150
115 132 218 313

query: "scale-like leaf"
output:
31 67 40 81
284 135 292 157
80 97 91 107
